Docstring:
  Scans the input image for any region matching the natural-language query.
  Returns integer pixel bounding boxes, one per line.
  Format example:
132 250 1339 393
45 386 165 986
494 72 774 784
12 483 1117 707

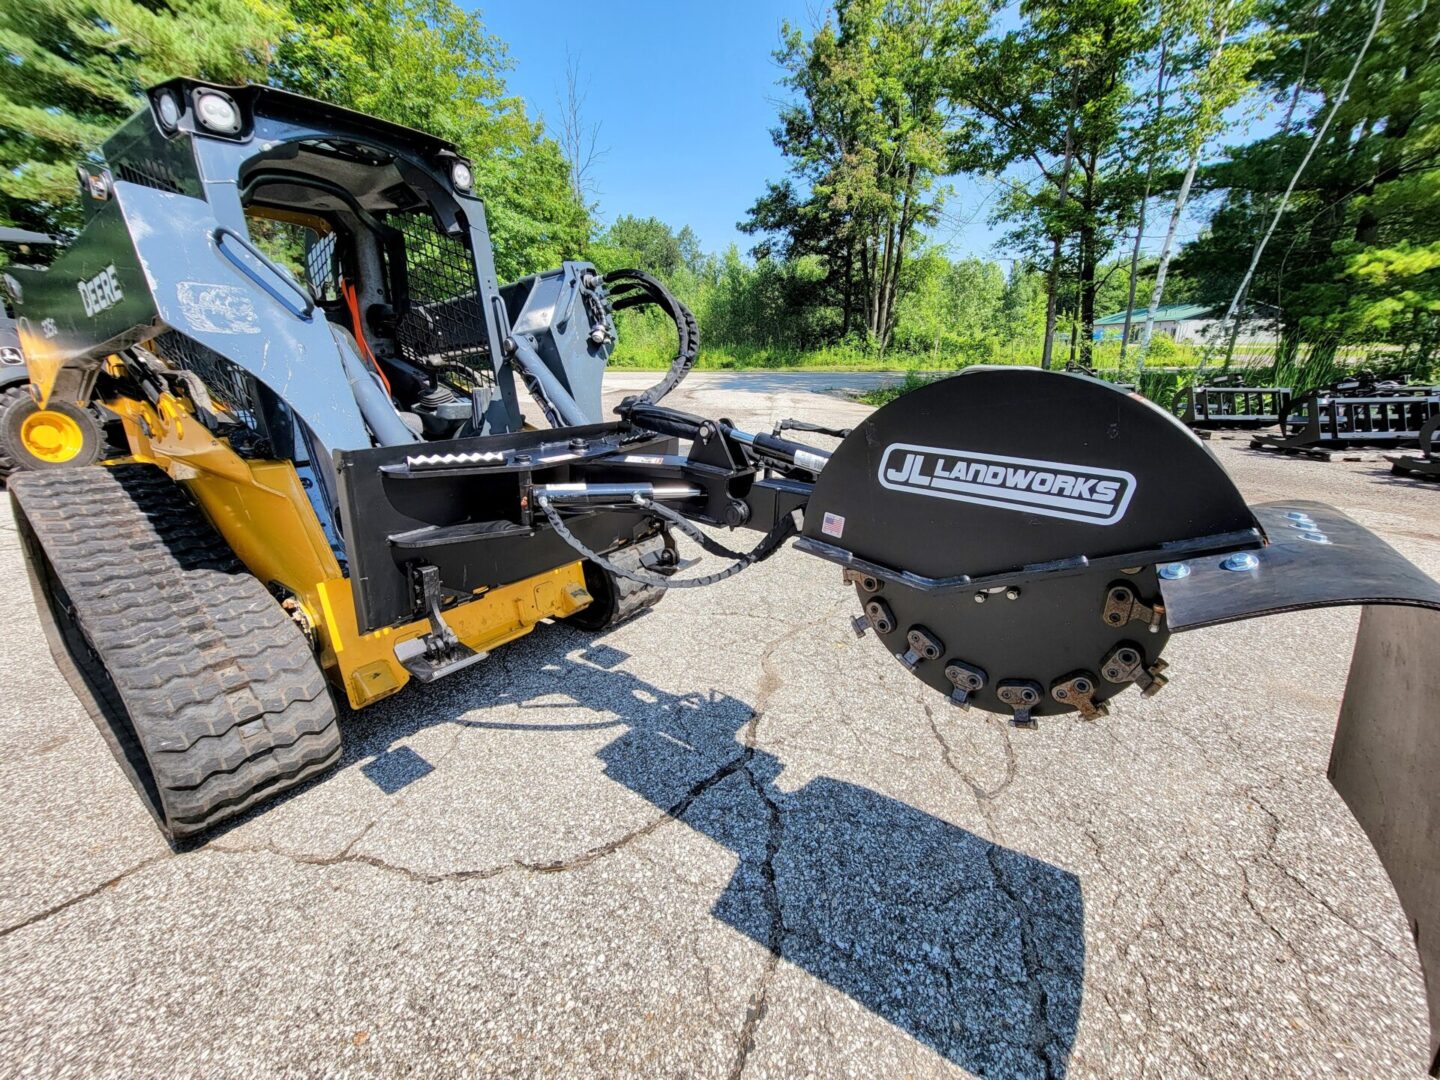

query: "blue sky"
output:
478 1 820 256
476 2 1279 264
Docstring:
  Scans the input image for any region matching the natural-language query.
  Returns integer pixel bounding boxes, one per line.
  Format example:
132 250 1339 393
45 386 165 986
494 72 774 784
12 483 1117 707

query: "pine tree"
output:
0 0 275 236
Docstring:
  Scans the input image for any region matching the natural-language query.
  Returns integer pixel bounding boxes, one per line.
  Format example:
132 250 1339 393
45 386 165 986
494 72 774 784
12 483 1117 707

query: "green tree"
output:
0 0 275 236
893 252 1006 359
1138 0 1275 359
963 0 1151 365
1177 0 1436 364
743 0 992 348
591 215 705 279
999 263 1050 341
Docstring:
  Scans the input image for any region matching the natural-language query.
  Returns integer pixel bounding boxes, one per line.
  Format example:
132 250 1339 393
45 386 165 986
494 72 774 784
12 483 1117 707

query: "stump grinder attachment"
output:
5 80 1439 1070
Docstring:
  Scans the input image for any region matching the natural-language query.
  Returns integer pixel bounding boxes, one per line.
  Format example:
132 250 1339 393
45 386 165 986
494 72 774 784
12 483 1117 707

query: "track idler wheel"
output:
564 532 675 631
0 388 104 479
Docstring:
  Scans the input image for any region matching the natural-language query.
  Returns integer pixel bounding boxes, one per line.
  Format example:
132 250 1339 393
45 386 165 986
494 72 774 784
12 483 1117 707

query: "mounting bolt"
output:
1005 587 1021 601
1158 562 1190 580
1220 552 1260 572
1299 531 1331 545
973 592 987 604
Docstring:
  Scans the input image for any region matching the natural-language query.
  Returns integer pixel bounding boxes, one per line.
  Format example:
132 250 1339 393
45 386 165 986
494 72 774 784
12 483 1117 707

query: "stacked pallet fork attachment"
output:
1251 377 1440 459
9 465 341 838
1180 382 1291 430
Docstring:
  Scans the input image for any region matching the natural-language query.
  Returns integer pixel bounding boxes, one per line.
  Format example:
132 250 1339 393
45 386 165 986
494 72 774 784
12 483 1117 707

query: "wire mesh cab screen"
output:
387 210 494 394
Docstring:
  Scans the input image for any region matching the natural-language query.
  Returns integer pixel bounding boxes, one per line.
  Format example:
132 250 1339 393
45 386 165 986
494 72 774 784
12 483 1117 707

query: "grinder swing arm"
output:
533 368 1439 727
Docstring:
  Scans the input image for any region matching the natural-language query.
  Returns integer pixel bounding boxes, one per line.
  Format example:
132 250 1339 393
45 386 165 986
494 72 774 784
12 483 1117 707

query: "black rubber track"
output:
564 533 671 631
9 464 341 838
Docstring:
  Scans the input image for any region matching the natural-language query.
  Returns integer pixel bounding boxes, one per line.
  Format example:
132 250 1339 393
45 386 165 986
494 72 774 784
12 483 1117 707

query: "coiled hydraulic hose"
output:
603 269 700 407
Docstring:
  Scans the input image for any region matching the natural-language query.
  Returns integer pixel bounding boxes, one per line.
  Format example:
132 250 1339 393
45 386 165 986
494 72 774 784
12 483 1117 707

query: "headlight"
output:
0 347 23 366
450 161 474 192
194 90 241 134
155 91 182 131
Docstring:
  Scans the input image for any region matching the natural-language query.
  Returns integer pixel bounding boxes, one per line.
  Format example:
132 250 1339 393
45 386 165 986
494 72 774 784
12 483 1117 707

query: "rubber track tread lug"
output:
9 464 341 838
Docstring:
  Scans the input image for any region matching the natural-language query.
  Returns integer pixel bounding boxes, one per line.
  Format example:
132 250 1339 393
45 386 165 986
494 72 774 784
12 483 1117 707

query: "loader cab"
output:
235 135 498 441
104 80 526 440
70 80 616 452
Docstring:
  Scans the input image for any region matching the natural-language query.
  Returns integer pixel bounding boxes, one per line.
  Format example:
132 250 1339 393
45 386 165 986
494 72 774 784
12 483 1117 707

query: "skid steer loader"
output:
5 81 1440 1069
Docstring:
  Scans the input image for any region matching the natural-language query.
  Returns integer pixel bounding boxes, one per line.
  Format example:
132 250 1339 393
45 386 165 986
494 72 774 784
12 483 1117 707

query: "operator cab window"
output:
238 138 495 440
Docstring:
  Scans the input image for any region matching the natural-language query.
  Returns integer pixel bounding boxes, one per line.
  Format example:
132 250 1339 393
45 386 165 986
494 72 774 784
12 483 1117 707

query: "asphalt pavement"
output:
1 370 1436 1078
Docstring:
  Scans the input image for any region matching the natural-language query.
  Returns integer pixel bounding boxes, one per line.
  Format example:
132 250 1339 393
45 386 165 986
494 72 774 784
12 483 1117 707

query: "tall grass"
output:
607 309 1439 397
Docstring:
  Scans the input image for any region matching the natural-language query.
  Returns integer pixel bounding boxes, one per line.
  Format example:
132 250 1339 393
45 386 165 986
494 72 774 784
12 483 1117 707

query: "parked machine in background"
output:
1251 372 1440 459
1178 373 1292 430
1387 414 1440 480
0 228 110 479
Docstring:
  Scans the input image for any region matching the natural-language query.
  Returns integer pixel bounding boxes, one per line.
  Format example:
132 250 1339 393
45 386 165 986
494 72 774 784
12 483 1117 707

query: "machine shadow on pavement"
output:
340 622 1087 1078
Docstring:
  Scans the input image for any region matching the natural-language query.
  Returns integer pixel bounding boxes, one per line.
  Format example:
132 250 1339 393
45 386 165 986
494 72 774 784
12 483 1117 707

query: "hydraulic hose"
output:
536 492 798 589
603 269 699 407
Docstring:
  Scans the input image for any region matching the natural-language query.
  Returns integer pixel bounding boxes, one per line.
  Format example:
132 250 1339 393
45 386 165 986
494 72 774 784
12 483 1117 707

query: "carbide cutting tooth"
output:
899 626 943 669
997 679 1043 728
1100 643 1169 697
943 660 986 709
863 599 895 635
1050 672 1108 721
1139 671 1169 697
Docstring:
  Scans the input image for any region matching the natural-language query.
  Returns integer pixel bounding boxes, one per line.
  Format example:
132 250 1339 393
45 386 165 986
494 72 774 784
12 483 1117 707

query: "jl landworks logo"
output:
877 443 1136 526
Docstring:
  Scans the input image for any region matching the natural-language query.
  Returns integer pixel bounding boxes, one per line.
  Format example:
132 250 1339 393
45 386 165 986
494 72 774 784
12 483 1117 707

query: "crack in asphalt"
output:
723 615 813 1080
985 844 1066 1080
1243 787 1406 965
5 604 838 939
924 700 1017 815
0 852 172 939
520 749 754 875
726 762 786 1080
210 746 758 887
920 690 1074 1076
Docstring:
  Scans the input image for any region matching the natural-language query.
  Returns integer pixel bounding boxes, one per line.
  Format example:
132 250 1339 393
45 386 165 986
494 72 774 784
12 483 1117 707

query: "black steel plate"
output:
335 423 674 633
1160 501 1440 631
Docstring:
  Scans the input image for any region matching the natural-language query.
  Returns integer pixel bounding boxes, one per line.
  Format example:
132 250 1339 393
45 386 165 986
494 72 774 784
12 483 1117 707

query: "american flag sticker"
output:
821 512 845 538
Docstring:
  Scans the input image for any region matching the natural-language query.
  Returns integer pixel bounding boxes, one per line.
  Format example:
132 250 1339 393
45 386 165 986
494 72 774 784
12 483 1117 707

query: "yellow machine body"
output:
101 358 592 709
